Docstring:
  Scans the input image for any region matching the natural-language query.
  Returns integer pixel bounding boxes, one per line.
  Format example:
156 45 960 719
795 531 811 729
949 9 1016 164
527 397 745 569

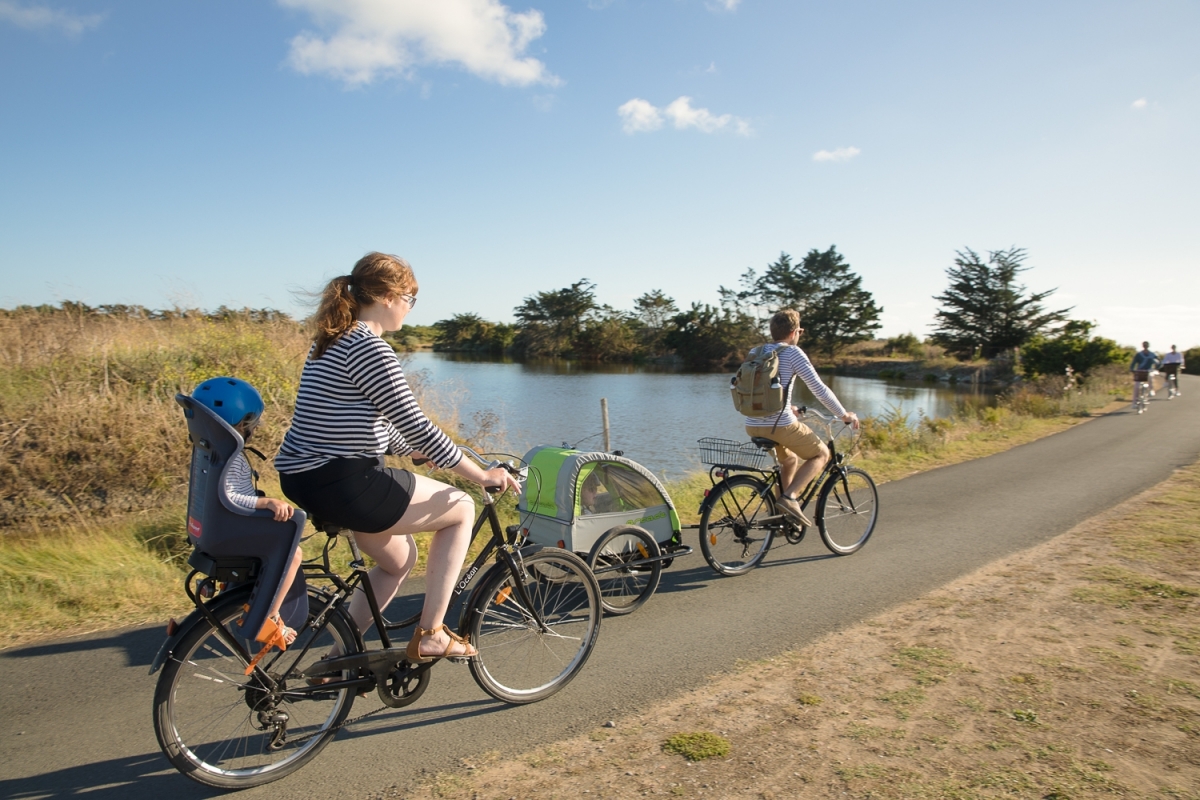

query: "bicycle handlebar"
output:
459 446 528 493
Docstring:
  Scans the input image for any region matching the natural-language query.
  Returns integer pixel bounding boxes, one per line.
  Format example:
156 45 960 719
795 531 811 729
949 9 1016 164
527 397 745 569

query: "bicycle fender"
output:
148 585 253 675
456 544 551 632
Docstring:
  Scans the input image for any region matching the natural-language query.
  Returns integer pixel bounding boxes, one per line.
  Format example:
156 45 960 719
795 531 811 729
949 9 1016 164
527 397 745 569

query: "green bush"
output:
884 332 925 359
663 732 730 761
1021 320 1127 378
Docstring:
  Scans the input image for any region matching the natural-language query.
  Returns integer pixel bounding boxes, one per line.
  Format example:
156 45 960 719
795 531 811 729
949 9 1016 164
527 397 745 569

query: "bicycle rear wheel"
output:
697 475 776 576
816 467 879 555
153 589 358 789
587 525 662 616
466 548 602 704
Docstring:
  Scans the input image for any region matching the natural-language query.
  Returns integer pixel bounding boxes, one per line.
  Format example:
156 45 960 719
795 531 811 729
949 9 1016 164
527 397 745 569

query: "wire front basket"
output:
697 437 772 471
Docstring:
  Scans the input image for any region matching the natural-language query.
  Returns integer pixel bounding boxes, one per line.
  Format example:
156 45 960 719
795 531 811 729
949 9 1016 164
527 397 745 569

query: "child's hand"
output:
262 498 294 521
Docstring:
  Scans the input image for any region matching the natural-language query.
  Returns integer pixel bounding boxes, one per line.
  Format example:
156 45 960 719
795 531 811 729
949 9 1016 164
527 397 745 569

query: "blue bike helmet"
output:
192 377 264 430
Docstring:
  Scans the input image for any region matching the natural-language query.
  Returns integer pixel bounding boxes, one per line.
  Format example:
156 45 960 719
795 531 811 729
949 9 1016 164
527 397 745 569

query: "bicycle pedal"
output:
445 656 472 664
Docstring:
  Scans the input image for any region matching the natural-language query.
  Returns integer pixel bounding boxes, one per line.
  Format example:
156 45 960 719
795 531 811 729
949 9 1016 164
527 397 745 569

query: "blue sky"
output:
1 0 1196 349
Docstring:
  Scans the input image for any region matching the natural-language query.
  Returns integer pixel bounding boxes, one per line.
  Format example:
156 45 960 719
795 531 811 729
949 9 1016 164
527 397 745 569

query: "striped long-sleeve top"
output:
224 452 260 511
743 342 847 427
274 322 462 474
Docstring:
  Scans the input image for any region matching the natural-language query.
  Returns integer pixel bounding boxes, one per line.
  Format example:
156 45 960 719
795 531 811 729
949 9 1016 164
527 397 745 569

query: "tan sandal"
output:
406 624 478 664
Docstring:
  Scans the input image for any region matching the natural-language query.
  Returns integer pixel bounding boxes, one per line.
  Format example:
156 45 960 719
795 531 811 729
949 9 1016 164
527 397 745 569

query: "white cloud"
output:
709 0 742 10
1130 97 1148 110
279 0 560 87
618 96 751 136
813 146 861 163
618 98 663 134
0 1 103 35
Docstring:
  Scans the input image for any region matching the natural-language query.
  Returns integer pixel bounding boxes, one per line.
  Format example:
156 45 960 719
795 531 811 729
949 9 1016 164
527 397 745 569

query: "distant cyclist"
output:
1161 344 1184 398
1130 341 1159 409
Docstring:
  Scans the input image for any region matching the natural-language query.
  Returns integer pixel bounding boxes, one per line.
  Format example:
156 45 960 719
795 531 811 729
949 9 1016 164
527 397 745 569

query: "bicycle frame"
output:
705 429 852 519
173 467 540 700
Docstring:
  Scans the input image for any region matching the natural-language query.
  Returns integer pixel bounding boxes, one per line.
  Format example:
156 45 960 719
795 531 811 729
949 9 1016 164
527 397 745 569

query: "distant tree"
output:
633 290 679 356
431 313 514 354
512 279 598 358
884 332 925 360
1020 320 1127 377
576 307 643 361
749 247 883 357
931 248 1071 360
662 303 761 369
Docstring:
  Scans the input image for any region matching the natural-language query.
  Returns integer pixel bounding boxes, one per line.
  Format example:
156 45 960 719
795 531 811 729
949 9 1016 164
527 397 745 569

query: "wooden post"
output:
600 398 611 452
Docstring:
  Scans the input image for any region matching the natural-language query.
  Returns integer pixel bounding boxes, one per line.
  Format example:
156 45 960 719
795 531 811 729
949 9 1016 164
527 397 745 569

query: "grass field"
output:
400 460 1200 800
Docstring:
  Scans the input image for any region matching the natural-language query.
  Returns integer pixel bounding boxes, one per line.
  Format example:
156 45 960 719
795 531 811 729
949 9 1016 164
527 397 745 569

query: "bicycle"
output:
1133 374 1151 414
1166 369 1181 399
151 446 602 789
695 408 879 576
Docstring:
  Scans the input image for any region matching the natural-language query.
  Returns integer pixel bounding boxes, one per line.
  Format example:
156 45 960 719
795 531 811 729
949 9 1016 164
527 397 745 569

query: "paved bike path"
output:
3 378 1198 799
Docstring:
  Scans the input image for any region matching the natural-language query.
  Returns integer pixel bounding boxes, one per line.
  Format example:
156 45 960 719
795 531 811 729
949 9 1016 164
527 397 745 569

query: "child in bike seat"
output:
193 376 302 648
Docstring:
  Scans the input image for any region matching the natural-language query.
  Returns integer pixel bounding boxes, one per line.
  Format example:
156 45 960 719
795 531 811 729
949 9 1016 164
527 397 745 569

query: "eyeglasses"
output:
399 294 417 310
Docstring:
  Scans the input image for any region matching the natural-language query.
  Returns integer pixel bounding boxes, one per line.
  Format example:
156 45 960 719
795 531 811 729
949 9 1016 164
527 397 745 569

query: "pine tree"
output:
752 247 882 357
931 248 1071 360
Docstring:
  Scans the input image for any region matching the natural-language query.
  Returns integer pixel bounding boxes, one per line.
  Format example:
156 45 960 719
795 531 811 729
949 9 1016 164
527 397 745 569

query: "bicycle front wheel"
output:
697 475 776 576
587 525 662 616
153 590 358 789
816 467 879 555
467 548 602 704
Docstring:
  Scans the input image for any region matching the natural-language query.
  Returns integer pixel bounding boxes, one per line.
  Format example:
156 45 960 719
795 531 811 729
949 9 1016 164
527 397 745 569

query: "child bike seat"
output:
176 394 307 641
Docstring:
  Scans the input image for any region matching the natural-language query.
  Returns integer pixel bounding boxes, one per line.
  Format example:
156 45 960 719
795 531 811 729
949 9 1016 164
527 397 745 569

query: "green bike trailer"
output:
515 445 691 616
516 445 682 554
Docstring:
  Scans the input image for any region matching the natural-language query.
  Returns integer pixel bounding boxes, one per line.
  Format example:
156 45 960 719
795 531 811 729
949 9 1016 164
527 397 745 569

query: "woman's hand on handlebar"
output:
841 411 860 430
483 465 523 495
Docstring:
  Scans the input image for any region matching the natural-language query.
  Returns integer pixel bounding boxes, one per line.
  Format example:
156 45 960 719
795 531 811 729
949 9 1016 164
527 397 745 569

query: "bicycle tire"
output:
697 475 776 576
153 588 358 789
816 467 879 555
465 548 602 704
587 525 662 616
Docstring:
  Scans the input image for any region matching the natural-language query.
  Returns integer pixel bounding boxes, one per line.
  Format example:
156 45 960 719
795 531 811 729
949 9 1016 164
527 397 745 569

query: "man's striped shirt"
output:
743 342 847 427
275 322 461 474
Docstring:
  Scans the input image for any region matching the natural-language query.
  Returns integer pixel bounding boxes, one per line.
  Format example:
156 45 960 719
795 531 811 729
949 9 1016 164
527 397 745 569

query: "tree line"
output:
433 244 1131 377
434 246 884 368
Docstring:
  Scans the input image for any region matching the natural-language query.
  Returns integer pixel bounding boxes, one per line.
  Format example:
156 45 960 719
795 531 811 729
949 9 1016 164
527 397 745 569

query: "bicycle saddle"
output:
750 437 778 450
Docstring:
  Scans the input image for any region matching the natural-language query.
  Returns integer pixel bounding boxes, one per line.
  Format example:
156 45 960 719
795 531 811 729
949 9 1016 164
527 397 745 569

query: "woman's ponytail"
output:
311 275 359 359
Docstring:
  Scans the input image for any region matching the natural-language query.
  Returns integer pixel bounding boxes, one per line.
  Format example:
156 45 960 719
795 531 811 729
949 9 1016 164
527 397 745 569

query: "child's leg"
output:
266 547 304 645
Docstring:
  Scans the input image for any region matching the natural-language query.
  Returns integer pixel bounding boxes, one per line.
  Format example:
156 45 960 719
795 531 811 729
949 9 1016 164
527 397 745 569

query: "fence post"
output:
600 398 611 452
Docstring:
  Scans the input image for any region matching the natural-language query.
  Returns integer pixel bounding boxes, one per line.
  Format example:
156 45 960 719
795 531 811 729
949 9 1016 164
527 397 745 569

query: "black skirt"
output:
280 457 415 534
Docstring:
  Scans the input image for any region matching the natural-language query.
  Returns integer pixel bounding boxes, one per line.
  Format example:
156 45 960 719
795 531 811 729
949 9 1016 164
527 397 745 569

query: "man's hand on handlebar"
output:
841 411 860 430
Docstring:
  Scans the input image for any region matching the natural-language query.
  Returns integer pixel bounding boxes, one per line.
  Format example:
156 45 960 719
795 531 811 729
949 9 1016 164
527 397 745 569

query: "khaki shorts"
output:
746 421 824 464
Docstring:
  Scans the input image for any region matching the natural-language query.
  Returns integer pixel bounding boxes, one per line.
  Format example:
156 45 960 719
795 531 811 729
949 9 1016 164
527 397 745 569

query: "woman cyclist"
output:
1161 345 1184 398
275 252 521 663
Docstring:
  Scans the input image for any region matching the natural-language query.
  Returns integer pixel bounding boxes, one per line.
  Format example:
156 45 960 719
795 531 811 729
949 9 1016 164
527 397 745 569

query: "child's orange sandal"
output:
243 613 298 675
405 624 478 664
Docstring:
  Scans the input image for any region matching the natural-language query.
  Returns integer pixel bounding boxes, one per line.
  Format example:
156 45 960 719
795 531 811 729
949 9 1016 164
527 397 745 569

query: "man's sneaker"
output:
776 494 813 527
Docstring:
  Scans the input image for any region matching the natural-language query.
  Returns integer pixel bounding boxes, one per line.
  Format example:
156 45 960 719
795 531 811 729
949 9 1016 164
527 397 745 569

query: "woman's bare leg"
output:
369 473 476 658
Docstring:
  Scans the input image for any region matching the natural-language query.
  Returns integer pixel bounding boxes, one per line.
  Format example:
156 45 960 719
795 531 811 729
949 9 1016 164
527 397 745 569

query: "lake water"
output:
402 352 995 481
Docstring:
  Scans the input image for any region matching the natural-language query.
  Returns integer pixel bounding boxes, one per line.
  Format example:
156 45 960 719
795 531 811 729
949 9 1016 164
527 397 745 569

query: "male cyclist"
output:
743 309 859 526
1161 345 1184 398
1130 341 1159 410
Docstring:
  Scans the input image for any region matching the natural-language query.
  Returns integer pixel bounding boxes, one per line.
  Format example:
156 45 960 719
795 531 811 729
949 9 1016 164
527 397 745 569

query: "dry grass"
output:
0 306 308 527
